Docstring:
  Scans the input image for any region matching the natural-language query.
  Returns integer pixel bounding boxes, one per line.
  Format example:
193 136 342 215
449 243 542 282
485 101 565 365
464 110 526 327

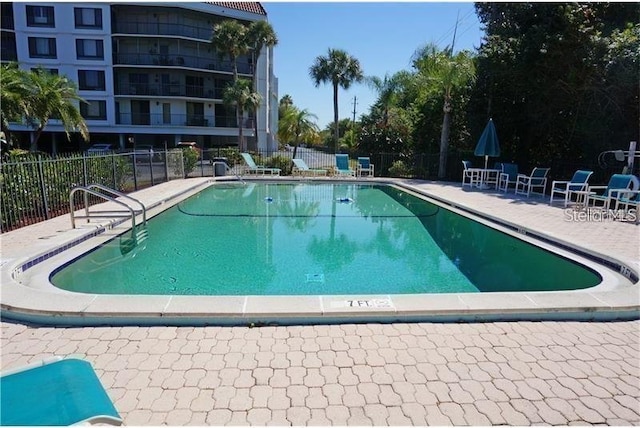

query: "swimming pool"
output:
50 183 601 296
3 178 637 325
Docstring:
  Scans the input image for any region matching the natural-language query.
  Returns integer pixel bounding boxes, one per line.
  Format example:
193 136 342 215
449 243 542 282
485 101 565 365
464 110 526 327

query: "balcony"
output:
113 53 252 75
112 20 213 41
116 112 244 128
116 83 226 99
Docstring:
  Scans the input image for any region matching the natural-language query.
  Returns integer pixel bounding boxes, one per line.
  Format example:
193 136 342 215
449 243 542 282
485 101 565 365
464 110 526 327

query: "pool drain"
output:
306 273 325 283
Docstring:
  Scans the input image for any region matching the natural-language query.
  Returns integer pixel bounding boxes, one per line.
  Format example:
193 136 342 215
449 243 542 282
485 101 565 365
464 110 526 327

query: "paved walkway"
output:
2 179 639 425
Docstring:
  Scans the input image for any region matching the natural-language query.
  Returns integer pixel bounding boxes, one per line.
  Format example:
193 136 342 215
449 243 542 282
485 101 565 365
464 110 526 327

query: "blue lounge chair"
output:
614 190 640 224
587 174 635 210
356 157 375 177
292 158 327 177
0 357 122 426
498 163 518 192
240 152 281 176
335 154 356 177
549 170 594 207
515 167 551 197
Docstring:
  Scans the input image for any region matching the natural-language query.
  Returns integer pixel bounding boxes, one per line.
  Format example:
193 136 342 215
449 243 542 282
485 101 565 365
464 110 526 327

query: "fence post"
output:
37 154 50 220
82 153 88 187
112 154 117 189
132 154 138 191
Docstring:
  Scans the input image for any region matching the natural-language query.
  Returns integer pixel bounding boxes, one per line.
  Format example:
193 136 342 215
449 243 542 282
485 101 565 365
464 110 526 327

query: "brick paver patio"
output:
2 179 639 425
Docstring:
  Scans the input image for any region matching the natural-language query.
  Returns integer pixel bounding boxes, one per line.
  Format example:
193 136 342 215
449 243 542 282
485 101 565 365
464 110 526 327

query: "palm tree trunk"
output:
333 83 339 152
238 107 244 151
252 51 259 151
438 99 452 179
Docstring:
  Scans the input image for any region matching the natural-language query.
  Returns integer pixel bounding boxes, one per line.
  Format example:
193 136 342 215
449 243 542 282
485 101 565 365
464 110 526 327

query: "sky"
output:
263 2 486 129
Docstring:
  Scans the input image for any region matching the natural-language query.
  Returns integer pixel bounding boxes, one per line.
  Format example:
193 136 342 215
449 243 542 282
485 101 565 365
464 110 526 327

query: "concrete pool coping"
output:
1 177 639 325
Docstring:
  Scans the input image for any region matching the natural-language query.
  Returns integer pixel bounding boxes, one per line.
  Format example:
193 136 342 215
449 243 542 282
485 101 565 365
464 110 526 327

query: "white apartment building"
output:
0 2 279 153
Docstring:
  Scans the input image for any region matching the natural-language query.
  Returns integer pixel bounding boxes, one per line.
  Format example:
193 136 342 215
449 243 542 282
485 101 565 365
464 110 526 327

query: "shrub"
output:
265 154 290 173
388 160 412 177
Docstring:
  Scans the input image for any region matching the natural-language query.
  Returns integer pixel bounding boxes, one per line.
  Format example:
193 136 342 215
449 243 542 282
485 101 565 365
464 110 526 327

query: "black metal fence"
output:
1 146 630 233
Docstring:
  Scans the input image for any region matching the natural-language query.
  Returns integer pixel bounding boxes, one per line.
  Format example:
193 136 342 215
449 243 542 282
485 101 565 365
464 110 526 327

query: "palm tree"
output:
365 71 409 128
210 20 249 82
309 48 364 151
412 43 475 179
278 105 319 162
247 20 278 148
223 78 262 151
0 63 29 139
23 68 89 149
211 20 251 150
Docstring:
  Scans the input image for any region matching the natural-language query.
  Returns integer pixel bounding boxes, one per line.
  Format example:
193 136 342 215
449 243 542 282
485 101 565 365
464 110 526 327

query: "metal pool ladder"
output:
69 184 147 229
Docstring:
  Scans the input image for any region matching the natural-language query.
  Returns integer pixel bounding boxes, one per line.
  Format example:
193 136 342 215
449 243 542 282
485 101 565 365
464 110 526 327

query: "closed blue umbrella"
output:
474 118 501 169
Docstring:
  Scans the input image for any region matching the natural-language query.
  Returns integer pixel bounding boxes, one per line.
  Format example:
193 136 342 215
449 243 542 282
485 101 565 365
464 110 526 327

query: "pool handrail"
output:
70 184 147 229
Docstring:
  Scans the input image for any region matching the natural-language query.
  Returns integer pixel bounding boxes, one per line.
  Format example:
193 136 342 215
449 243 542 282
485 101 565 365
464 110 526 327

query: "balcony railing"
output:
112 20 213 41
115 113 253 128
116 83 227 99
113 53 252 75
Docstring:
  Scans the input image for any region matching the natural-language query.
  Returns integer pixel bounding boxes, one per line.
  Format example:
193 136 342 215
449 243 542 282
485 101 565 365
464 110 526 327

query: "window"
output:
26 5 54 27
78 70 105 90
74 8 102 29
76 39 104 60
1 32 17 62
80 100 106 119
28 37 56 58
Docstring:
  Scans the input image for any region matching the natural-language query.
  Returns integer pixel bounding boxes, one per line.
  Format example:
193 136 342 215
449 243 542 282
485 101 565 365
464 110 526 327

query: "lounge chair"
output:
461 160 481 188
549 170 594 207
515 167 550 197
614 190 640 224
240 152 281 176
0 357 122 426
292 158 327 177
498 163 518 192
334 154 356 177
586 173 635 210
356 157 375 177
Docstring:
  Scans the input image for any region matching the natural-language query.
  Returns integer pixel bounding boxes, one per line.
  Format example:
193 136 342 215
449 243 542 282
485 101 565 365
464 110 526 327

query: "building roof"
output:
207 2 267 16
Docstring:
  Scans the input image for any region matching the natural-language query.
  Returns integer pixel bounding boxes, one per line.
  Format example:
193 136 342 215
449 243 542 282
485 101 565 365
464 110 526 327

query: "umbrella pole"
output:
484 155 488 169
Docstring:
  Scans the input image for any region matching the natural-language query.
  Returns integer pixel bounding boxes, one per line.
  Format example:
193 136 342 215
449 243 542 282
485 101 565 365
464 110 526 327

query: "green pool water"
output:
51 182 601 295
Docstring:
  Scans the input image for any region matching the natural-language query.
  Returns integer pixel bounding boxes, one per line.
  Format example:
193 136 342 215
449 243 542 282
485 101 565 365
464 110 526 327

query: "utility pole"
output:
351 96 358 148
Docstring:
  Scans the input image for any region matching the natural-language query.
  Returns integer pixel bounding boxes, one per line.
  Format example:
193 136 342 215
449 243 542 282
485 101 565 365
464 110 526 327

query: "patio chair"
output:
356 157 375 177
614 190 640 224
0 357 122 426
334 154 356 177
515 167 551 197
461 160 481 188
586 173 635 210
292 158 327 177
240 152 281 176
498 163 518 192
549 170 594 207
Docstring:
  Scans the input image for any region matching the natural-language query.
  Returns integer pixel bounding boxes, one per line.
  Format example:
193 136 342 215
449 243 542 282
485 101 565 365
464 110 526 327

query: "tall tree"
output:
0 63 29 140
412 44 475 178
247 20 278 148
211 20 250 150
210 20 249 82
23 68 89 149
365 72 408 128
223 78 262 151
473 3 639 172
278 94 294 119
278 105 319 162
309 48 364 151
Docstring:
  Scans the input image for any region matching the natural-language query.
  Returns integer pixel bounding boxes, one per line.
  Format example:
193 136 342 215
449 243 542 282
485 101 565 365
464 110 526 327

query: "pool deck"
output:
2 177 639 425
